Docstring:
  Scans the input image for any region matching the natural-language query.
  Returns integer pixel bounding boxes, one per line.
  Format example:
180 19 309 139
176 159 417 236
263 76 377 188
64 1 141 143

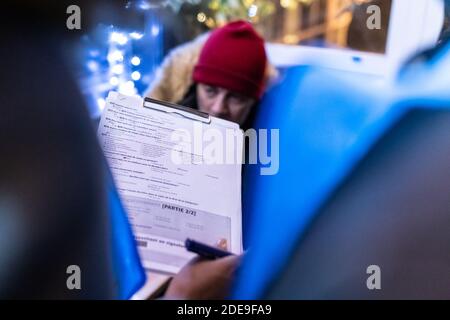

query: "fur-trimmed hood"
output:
144 33 278 104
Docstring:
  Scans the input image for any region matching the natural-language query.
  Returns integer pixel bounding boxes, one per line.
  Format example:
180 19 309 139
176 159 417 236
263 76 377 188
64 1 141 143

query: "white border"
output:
265 0 444 77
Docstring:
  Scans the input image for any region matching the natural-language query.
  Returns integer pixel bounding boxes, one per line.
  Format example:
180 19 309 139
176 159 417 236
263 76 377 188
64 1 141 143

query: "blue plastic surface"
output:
107 170 146 299
234 42 450 299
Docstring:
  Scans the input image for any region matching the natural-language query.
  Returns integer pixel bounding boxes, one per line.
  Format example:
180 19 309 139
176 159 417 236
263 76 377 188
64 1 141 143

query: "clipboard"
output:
143 97 211 124
101 91 243 299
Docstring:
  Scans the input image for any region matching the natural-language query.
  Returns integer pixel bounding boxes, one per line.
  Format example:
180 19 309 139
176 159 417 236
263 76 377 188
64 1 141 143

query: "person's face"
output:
196 83 256 125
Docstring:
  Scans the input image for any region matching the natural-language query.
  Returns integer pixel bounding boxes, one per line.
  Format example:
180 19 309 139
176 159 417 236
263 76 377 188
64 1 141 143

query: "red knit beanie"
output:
193 20 268 99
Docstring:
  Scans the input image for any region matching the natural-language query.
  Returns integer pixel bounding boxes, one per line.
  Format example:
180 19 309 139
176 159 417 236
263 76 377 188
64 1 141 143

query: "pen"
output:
185 238 233 260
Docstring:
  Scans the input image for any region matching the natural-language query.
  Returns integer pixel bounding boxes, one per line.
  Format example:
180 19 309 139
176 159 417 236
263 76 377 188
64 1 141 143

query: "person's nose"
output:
210 93 229 118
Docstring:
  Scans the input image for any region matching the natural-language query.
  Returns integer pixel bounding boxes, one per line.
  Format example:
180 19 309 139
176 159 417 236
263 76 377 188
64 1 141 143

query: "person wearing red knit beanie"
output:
179 20 268 127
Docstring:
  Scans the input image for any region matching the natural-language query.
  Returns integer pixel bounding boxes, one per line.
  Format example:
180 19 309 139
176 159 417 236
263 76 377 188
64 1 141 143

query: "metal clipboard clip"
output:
143 97 211 124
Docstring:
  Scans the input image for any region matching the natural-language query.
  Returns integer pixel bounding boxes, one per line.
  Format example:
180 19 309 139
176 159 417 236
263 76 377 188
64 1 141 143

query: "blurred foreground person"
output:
0 1 239 299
